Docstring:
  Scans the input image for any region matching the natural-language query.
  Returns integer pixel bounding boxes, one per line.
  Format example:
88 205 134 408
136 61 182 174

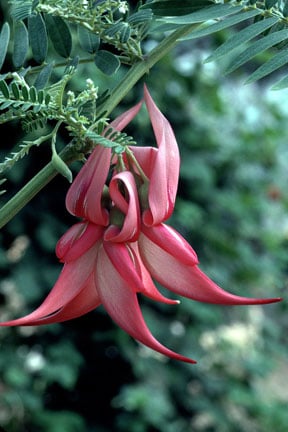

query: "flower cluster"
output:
0 86 281 363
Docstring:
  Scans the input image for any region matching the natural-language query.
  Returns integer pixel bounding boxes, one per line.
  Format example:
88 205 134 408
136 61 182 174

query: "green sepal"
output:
51 151 73 183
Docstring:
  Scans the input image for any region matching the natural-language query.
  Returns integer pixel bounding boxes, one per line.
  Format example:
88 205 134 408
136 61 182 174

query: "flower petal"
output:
0 244 99 326
109 101 143 131
96 244 196 364
142 85 180 226
66 145 111 225
103 241 178 304
104 171 140 243
5 274 101 326
139 232 282 305
56 221 104 262
141 223 198 266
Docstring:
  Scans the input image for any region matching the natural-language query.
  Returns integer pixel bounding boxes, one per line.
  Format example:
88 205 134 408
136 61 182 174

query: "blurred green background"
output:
0 1 287 431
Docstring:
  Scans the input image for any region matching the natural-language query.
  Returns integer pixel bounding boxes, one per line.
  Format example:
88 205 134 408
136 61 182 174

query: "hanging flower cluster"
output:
0 86 281 363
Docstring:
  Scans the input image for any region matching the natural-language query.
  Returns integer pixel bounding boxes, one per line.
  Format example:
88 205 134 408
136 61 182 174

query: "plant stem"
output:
0 145 79 229
0 23 197 229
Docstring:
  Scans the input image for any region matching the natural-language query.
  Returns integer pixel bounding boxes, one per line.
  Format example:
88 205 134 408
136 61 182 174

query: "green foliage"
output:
28 13 48 63
0 22 10 69
12 20 29 69
94 49 121 75
146 0 288 87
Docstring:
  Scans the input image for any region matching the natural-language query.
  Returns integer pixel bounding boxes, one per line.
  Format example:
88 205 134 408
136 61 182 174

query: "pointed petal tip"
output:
225 296 283 306
177 355 197 365
248 296 283 305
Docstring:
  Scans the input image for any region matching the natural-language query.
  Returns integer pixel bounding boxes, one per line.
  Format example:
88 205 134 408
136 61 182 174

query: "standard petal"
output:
103 241 178 304
142 85 180 226
104 171 140 243
0 243 99 326
96 245 196 364
56 221 104 262
66 145 111 225
139 232 282 305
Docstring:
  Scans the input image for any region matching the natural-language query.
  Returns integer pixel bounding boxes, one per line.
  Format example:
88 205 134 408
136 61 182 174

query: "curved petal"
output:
139 232 282 305
141 223 198 266
96 245 196 364
142 85 180 226
2 274 101 326
66 145 111 226
104 171 140 243
103 241 178 304
0 244 99 326
109 101 143 131
56 221 104 262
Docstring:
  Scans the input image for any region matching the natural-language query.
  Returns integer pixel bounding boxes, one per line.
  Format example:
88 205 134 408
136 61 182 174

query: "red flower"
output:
0 87 281 364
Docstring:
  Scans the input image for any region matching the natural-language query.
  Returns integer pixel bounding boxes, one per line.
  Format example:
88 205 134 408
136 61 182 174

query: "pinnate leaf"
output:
95 50 120 75
181 9 261 40
205 16 278 63
0 23 10 70
225 29 288 74
271 73 288 90
142 0 213 16
45 15 72 58
28 14 48 63
158 4 243 24
13 20 29 69
246 48 288 83
78 26 100 54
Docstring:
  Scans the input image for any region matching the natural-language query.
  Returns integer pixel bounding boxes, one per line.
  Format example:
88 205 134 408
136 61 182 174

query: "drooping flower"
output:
0 87 281 364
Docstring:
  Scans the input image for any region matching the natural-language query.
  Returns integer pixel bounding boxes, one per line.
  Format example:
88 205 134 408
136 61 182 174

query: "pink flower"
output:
0 87 281 364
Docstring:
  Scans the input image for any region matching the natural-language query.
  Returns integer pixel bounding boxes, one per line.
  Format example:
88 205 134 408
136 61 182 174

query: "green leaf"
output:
245 48 288 83
34 62 53 89
29 86 37 102
0 23 10 70
0 80 10 99
127 9 153 24
51 151 73 183
45 15 72 58
21 85 29 101
77 25 100 54
205 16 278 63
141 0 213 16
11 81 20 99
0 101 14 109
265 0 278 8
37 89 44 104
10 0 33 21
271 73 288 89
181 9 261 41
283 0 288 16
225 29 288 74
158 4 243 24
28 14 48 63
94 50 120 75
103 22 128 38
120 23 131 43
13 20 29 69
